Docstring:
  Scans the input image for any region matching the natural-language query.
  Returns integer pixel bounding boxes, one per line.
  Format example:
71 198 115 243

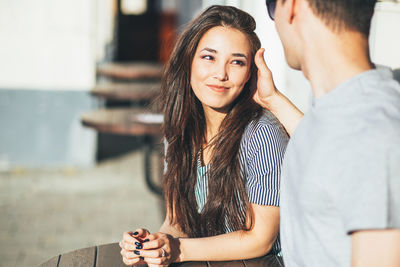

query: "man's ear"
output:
279 0 297 24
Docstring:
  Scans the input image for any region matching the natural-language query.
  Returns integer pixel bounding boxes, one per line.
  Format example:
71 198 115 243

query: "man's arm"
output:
254 48 303 136
351 229 400 267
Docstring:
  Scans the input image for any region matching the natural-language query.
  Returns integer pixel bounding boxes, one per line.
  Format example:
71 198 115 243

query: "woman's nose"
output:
213 63 228 81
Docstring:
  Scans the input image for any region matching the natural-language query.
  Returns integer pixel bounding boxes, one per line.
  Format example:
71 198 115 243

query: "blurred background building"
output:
0 0 399 266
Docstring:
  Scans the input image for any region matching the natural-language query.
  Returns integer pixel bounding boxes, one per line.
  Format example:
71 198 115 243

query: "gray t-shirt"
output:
280 67 400 267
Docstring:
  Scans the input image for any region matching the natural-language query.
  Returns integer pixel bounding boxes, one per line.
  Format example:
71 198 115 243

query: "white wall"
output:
370 1 400 69
0 0 102 91
95 0 117 63
0 0 116 168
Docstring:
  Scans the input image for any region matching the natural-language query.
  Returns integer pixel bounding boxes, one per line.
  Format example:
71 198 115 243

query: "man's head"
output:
269 0 377 70
298 0 376 36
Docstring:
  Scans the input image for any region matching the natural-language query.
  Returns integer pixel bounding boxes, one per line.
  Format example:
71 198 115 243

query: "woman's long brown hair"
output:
159 5 262 237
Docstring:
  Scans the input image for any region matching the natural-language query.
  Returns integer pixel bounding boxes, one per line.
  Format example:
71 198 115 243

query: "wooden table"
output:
81 108 163 195
91 82 161 101
39 242 284 267
88 61 164 194
81 108 162 136
97 62 163 80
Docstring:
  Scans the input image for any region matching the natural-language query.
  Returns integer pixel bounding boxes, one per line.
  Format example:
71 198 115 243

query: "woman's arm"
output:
137 203 279 265
179 203 279 261
158 212 188 238
254 48 303 136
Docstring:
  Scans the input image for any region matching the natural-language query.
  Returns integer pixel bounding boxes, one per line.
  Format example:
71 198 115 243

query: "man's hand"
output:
253 48 279 108
253 48 303 136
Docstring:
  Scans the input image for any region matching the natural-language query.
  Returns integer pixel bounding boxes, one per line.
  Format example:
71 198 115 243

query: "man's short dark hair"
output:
299 0 377 36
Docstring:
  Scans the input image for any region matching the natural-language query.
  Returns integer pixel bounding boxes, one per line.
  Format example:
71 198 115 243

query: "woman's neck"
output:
203 105 227 144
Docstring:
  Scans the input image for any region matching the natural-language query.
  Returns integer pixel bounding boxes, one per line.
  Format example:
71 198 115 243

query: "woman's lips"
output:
207 84 229 92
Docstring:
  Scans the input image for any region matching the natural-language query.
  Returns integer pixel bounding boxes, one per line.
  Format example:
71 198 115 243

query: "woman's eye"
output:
232 60 245 66
201 55 214 60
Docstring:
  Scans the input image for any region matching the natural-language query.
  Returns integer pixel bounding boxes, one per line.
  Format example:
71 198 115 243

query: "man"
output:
254 0 400 266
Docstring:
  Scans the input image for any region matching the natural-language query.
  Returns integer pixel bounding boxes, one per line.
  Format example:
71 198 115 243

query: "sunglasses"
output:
265 0 277 20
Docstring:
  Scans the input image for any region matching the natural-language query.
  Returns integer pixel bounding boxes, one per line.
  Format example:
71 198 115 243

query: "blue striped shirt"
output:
195 110 289 254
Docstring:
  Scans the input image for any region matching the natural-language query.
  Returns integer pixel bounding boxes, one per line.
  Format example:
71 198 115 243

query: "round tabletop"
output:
81 108 163 136
97 62 164 80
39 242 283 267
91 82 161 101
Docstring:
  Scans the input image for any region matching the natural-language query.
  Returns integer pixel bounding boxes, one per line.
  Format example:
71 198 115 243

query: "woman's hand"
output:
136 232 181 266
119 229 151 266
253 48 279 108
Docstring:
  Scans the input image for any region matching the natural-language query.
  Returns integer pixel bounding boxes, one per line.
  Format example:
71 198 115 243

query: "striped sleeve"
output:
245 123 288 206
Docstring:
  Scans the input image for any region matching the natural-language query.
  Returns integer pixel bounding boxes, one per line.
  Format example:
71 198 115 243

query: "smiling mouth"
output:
207 85 229 92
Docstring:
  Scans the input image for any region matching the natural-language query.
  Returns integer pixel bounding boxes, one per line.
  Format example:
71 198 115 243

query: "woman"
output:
120 5 288 266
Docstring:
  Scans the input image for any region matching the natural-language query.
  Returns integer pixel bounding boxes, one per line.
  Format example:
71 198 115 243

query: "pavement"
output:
0 150 164 267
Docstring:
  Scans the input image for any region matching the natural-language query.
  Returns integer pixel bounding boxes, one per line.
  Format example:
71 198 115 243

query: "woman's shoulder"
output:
243 109 288 141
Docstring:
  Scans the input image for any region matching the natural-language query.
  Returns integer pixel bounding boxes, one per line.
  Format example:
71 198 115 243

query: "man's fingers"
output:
255 48 267 73
255 48 272 77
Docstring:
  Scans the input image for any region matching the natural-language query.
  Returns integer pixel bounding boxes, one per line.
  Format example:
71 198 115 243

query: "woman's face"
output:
190 26 252 113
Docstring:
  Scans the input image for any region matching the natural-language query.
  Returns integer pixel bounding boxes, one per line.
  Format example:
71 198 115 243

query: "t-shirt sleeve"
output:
245 124 288 206
330 134 400 234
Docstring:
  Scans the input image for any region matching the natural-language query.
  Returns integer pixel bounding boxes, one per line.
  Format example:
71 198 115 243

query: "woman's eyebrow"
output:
232 53 247 60
201 47 217 53
201 48 248 60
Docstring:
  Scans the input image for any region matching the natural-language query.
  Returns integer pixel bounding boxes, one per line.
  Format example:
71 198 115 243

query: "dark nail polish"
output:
136 244 143 249
144 239 150 242
135 241 141 246
140 256 144 260
132 231 139 236
134 250 140 255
